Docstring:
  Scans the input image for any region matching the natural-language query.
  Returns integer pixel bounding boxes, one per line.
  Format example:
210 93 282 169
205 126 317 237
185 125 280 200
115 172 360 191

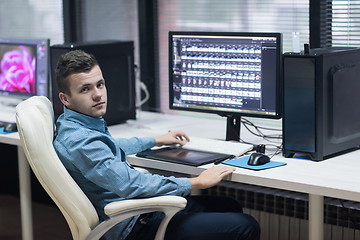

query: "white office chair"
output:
15 96 187 240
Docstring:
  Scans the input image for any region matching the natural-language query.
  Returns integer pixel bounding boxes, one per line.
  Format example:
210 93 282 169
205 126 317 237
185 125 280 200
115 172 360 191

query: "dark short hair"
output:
55 50 98 96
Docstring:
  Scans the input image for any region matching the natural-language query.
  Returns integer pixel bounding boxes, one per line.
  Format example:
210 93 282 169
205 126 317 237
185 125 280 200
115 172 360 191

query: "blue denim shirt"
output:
53 107 191 240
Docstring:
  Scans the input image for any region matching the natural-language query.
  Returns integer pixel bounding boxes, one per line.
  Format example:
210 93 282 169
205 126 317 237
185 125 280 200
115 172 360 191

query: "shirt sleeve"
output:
115 137 156 155
64 132 191 199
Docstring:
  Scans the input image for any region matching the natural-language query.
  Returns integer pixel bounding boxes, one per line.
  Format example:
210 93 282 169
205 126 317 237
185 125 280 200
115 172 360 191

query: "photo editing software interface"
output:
0 39 49 102
169 32 281 119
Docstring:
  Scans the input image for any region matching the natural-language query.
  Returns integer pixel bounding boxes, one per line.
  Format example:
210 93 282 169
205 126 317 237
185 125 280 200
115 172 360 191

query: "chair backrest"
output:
16 96 99 240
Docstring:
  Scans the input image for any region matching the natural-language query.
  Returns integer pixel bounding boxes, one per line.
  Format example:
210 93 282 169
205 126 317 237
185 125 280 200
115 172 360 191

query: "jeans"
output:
126 195 260 240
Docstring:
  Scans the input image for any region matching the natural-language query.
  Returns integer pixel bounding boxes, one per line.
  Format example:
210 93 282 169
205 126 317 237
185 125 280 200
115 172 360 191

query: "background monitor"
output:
0 38 49 101
169 31 282 141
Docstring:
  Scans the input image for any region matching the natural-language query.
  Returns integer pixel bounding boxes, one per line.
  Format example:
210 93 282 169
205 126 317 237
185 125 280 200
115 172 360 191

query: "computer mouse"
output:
4 122 17 132
247 152 270 166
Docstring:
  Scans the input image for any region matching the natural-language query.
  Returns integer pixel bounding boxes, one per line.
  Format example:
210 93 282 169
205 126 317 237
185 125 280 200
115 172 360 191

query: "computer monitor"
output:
0 38 50 102
169 31 282 141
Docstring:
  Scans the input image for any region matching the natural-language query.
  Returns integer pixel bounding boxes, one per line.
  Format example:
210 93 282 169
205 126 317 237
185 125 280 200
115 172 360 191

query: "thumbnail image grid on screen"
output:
169 32 282 119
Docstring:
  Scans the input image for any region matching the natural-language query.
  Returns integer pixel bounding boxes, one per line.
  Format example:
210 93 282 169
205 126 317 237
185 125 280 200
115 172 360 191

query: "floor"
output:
0 195 72 240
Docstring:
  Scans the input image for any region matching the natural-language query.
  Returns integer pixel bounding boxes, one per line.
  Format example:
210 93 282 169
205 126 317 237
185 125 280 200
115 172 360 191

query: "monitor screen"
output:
169 31 282 140
0 38 49 100
169 31 282 118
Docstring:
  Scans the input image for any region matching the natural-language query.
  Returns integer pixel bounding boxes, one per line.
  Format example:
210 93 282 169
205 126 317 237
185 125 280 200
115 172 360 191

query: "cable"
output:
268 143 283 159
241 118 283 156
241 118 282 141
137 81 150 107
134 64 150 108
220 115 283 156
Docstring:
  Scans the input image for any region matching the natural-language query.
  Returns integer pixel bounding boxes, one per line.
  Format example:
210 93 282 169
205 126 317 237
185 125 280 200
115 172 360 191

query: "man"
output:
53 50 260 240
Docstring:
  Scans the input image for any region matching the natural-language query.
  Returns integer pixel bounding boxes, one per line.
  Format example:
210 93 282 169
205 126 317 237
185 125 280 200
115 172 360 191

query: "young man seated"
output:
53 50 260 240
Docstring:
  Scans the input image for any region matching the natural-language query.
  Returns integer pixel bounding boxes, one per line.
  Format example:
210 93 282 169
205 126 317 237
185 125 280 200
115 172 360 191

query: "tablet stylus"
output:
214 155 235 165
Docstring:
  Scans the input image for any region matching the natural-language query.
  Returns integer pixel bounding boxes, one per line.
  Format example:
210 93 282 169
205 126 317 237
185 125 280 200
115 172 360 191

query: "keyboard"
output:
181 136 254 156
0 121 12 127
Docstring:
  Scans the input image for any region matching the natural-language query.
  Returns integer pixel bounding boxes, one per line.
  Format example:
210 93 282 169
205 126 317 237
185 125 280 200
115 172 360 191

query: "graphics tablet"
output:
136 147 234 166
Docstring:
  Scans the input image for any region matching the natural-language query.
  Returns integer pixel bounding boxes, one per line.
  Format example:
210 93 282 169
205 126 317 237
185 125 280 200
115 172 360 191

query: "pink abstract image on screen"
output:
0 46 35 93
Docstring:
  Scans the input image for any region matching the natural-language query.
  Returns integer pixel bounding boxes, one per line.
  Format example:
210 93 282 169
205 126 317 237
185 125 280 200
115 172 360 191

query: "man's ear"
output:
59 92 70 107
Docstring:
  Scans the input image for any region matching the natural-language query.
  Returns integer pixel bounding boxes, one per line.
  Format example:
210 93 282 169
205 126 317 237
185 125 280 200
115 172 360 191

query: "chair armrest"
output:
104 195 187 216
86 196 187 240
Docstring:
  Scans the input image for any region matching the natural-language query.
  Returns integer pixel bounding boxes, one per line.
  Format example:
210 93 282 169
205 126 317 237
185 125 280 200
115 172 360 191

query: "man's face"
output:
59 65 108 118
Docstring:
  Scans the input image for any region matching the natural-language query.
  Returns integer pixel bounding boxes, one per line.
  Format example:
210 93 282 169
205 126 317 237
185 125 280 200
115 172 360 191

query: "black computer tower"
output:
283 47 360 161
50 40 136 125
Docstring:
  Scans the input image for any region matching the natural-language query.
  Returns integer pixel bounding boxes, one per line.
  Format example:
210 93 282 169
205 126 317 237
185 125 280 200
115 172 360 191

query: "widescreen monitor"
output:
169 31 282 141
0 38 49 101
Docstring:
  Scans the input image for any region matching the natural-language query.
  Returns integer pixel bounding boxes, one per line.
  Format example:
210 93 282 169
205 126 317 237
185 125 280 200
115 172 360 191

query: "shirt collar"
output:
63 106 107 132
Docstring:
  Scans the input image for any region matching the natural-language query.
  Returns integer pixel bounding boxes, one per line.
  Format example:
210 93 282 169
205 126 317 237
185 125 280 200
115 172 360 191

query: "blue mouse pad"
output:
222 155 287 171
0 127 17 134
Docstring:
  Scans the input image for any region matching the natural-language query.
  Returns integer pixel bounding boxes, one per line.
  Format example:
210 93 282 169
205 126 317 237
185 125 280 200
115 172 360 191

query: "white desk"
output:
2 111 360 240
108 111 360 240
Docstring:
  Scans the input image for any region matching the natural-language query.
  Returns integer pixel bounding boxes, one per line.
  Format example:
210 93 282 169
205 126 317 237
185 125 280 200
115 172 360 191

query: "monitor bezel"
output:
168 31 283 120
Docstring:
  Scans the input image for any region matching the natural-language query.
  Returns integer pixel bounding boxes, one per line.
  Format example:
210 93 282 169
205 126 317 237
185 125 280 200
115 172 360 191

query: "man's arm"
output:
116 130 189 155
189 165 236 190
155 130 190 146
155 130 236 190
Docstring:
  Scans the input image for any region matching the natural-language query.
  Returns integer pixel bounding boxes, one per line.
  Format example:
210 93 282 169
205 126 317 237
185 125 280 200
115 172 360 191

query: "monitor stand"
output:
226 116 241 141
